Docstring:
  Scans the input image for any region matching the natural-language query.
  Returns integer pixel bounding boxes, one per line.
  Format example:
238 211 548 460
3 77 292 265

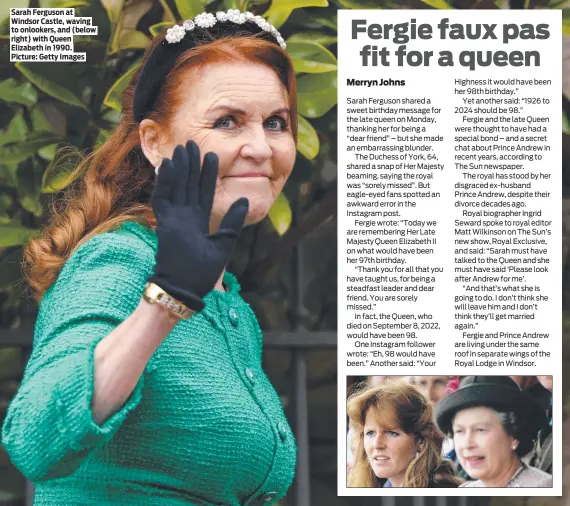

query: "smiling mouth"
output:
372 456 390 462
225 173 270 178
464 456 485 466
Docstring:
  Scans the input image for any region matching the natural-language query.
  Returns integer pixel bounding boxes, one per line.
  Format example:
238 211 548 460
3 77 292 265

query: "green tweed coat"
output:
1 222 296 505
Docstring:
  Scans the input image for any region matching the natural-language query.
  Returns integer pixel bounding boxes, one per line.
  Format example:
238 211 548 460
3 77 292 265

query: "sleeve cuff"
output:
54 337 144 452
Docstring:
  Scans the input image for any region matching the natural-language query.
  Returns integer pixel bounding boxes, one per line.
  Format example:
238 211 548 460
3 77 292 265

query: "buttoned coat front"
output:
1 221 296 505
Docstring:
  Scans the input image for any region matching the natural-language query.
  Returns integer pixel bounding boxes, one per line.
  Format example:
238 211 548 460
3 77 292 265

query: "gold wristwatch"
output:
142 282 194 321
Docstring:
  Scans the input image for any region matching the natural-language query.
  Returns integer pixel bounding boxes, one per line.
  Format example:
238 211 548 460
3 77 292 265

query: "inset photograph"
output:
346 375 552 488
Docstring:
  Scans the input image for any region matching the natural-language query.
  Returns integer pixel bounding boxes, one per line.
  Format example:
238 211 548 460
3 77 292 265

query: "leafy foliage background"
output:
0 0 343 328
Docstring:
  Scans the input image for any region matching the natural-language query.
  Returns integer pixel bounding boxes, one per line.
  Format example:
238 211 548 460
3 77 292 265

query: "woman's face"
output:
452 406 518 484
363 408 418 487
163 61 295 229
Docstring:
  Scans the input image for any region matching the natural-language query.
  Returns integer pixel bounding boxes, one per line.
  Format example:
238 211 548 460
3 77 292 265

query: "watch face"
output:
144 283 165 306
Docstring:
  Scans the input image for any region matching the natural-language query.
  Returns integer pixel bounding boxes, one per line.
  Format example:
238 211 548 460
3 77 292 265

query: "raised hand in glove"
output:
148 140 249 312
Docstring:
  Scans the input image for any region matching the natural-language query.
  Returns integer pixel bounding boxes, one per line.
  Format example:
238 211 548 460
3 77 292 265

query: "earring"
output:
511 444 517 450
415 450 420 458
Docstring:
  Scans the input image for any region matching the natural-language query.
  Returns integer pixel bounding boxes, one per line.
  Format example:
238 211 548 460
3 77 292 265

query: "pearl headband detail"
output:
133 9 288 123
165 9 286 49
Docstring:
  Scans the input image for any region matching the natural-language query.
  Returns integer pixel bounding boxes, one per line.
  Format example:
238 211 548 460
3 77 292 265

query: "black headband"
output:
133 11 286 123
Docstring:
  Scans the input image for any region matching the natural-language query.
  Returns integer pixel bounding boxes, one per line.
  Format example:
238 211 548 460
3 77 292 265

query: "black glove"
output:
148 140 249 311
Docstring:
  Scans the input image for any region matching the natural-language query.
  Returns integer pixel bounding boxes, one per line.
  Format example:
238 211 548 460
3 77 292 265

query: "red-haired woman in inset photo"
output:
347 381 462 488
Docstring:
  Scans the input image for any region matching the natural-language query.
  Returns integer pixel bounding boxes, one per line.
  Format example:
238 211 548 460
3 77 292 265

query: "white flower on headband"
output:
195 12 216 28
255 18 271 32
164 9 286 49
227 9 246 24
165 24 186 43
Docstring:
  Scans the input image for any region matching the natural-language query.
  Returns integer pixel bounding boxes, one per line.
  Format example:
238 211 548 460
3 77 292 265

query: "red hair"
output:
347 382 462 488
23 34 297 303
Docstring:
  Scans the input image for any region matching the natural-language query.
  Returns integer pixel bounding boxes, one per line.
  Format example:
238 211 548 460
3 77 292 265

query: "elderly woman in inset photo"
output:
435 376 552 488
347 381 463 488
1 10 296 505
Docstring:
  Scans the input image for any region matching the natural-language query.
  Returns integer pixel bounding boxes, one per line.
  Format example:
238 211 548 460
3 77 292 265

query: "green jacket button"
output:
277 422 288 441
228 307 239 326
